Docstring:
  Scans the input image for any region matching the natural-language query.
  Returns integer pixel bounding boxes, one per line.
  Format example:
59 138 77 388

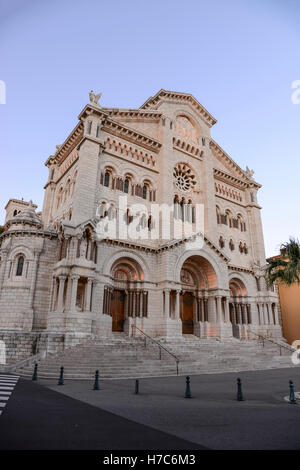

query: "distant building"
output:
267 253 300 345
0 90 282 361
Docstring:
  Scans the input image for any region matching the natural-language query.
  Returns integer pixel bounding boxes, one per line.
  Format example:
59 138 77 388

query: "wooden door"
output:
111 290 125 332
181 292 194 334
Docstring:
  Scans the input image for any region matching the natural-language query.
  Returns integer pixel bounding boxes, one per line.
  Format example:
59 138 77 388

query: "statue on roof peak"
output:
89 90 102 105
245 166 255 179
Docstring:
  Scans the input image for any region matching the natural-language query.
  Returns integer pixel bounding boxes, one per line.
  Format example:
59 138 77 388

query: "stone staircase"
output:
17 333 296 379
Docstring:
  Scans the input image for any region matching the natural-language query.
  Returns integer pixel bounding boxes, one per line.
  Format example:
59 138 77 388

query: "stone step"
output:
17 334 295 380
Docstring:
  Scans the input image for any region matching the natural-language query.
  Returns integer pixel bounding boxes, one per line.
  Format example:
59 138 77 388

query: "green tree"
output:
267 237 300 286
0 226 4 235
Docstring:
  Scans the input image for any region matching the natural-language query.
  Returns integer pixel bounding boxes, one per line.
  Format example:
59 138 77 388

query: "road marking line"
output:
0 378 18 417
0 375 20 379
0 377 19 380
0 378 18 384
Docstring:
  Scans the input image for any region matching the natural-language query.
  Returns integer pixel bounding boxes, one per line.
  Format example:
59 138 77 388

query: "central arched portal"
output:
180 255 218 335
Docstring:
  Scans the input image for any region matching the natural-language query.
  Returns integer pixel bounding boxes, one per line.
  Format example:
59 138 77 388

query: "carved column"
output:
164 289 170 318
241 300 247 324
140 290 144 317
85 278 93 311
247 304 252 324
207 296 216 323
235 302 242 325
203 297 208 322
132 290 136 318
273 303 280 325
216 296 222 323
268 303 274 324
224 297 230 323
173 289 180 320
57 275 66 312
70 275 80 312
50 276 57 311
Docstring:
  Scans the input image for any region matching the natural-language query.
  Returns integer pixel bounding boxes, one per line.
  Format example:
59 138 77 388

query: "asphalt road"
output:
0 377 202 450
40 366 300 450
1 366 300 450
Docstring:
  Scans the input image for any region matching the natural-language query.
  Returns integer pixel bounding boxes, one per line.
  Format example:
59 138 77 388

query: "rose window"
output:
173 163 196 192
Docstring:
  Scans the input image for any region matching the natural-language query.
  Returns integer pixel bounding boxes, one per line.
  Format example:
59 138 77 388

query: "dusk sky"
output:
0 0 299 257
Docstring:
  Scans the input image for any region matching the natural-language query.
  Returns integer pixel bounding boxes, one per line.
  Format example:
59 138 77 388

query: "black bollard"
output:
237 377 244 401
58 366 64 385
93 370 100 390
135 379 139 395
185 376 192 398
32 363 38 381
289 380 297 404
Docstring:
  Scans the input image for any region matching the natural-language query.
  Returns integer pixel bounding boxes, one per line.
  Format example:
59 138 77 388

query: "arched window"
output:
104 172 110 187
16 256 24 276
13 210 18 216
124 178 129 194
142 185 147 200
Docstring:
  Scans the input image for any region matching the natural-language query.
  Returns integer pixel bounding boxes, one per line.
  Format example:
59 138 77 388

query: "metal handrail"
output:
248 328 294 356
131 325 180 375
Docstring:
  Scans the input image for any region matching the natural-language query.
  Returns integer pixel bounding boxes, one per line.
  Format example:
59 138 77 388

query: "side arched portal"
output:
103 257 148 332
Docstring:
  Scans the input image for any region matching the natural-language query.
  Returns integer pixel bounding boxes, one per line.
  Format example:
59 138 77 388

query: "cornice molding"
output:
51 122 84 167
140 89 217 128
213 168 249 190
101 118 162 153
210 140 261 188
228 264 255 275
0 229 58 242
102 108 162 120
99 231 229 263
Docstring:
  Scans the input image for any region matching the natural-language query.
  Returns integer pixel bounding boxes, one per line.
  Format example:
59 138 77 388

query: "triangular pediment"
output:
140 89 217 128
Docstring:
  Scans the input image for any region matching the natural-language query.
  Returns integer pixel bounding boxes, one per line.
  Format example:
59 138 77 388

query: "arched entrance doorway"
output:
229 277 250 337
180 255 218 335
106 257 147 332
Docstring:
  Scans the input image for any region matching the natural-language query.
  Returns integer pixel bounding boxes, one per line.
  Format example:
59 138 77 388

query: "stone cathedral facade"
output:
0 90 282 360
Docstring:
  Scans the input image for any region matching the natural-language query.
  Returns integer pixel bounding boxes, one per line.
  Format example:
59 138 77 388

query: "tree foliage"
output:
267 237 300 286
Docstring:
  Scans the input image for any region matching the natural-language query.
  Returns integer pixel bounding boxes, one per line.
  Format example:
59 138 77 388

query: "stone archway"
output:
105 257 148 333
179 255 219 335
229 277 251 337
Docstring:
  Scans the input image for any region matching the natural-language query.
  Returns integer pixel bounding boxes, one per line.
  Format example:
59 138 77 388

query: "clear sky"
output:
0 0 299 257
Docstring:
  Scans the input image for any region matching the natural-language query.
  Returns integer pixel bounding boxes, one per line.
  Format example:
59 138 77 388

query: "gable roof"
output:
140 89 217 128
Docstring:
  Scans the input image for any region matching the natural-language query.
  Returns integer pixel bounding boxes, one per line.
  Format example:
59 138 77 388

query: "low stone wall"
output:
0 330 92 364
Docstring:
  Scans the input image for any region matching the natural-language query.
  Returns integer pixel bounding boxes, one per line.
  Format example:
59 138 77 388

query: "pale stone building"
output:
0 90 282 360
